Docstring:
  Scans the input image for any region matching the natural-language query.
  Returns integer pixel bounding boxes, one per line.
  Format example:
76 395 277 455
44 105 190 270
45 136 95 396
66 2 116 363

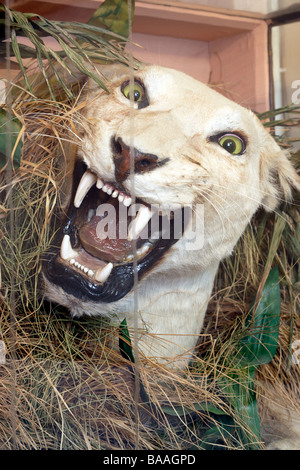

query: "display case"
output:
6 0 300 114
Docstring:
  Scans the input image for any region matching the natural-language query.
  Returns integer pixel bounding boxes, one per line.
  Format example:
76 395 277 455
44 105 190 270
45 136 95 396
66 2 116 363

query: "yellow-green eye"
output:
218 134 245 155
121 80 145 103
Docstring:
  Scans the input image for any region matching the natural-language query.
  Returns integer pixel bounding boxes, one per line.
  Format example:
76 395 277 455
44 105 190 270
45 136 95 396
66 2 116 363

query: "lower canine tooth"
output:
95 262 113 283
138 243 151 256
60 235 78 261
87 209 96 222
74 170 97 208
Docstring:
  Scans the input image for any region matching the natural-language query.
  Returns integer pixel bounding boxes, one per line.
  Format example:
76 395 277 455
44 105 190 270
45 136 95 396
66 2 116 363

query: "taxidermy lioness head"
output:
42 64 300 368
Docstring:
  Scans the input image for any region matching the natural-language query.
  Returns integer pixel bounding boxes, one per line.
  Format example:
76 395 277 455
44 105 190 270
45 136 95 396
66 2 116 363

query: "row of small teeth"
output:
70 259 94 277
74 170 154 241
74 170 132 209
60 235 152 281
98 181 132 207
60 235 113 283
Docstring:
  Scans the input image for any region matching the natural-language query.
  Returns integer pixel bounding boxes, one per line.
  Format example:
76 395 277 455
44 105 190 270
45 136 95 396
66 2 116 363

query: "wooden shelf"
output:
11 0 263 41
8 0 270 112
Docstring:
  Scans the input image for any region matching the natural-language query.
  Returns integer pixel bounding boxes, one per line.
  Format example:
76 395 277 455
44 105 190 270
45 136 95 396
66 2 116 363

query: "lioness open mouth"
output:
43 160 185 303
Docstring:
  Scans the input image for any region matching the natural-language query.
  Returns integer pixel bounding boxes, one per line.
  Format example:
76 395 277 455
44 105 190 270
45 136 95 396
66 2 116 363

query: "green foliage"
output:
88 0 135 39
238 266 281 367
0 108 23 169
119 318 135 363
211 266 281 449
118 268 281 449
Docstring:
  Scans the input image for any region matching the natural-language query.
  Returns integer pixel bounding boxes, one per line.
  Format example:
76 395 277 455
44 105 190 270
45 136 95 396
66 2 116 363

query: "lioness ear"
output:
258 123 300 211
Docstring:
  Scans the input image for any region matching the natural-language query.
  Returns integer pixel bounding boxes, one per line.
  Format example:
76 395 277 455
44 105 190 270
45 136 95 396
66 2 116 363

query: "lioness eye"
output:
121 80 145 102
218 133 246 155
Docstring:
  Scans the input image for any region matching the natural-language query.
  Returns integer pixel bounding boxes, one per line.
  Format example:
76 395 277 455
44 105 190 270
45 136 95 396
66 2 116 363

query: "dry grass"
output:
0 67 299 450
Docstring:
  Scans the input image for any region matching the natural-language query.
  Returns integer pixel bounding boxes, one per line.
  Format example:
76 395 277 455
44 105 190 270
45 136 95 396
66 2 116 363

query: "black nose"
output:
112 137 159 183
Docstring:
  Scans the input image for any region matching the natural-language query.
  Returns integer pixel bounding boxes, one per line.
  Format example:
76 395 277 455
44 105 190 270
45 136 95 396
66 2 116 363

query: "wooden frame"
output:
9 0 271 111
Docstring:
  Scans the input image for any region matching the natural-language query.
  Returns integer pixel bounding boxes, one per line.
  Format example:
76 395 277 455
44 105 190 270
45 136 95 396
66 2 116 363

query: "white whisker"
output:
194 191 228 244
214 178 297 208
210 181 293 224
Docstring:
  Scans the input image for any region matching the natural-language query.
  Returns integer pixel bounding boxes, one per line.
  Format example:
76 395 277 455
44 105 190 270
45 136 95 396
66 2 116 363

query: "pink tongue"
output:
79 213 134 263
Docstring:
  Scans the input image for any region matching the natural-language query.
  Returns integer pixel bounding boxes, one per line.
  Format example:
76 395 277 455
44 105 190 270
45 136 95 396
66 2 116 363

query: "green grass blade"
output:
35 18 109 93
0 41 38 59
10 28 33 94
219 368 261 449
214 267 281 448
119 318 135 363
161 401 228 417
0 3 135 99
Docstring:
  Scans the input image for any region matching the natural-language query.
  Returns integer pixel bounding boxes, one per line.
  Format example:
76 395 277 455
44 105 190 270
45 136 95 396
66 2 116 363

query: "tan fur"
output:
42 64 300 449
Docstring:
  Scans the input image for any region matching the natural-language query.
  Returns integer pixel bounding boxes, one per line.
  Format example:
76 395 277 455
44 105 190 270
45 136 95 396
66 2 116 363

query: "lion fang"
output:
74 170 97 208
60 234 78 261
94 262 113 283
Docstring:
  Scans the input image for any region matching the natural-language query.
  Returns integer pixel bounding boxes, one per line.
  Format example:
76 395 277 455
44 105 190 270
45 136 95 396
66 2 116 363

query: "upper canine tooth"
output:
60 235 78 261
128 206 153 241
94 262 113 283
74 170 97 208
